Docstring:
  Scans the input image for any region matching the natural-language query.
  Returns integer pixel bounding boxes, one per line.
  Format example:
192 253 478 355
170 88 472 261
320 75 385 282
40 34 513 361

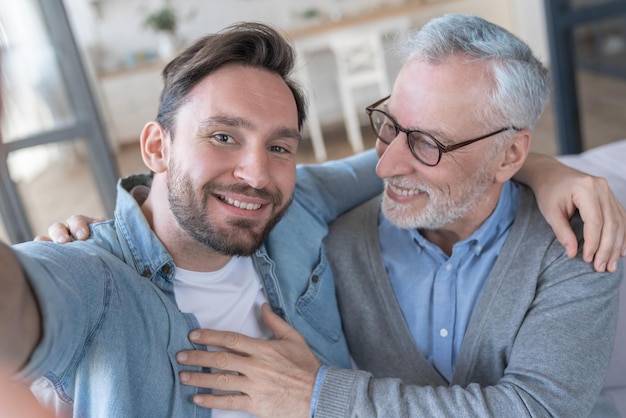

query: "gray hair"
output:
397 14 550 131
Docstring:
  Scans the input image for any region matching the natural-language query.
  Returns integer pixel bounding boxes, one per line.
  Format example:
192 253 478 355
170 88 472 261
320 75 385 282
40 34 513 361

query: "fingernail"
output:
180 372 189 382
76 229 87 240
622 247 626 257
610 261 618 272
177 352 187 362
598 262 607 272
55 237 68 244
189 331 200 341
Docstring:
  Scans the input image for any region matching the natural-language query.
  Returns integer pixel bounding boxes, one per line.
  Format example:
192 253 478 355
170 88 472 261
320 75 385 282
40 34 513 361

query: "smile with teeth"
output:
218 195 263 210
388 183 423 197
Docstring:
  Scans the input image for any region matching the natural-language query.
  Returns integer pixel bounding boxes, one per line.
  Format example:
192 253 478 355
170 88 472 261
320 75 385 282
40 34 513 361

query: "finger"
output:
580 215 603 265
177 349 246 373
596 204 626 272
260 303 295 341
33 235 52 242
66 215 99 240
188 329 255 355
179 370 246 392
192 393 251 413
569 188 603 264
46 222 72 244
548 216 580 259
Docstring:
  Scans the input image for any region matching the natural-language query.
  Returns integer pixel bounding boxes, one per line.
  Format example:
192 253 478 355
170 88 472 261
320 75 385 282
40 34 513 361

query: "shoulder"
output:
515 184 584 247
325 196 381 254
330 196 381 232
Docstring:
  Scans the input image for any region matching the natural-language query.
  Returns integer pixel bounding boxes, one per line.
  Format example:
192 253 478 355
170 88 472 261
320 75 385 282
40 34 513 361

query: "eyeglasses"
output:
366 95 521 167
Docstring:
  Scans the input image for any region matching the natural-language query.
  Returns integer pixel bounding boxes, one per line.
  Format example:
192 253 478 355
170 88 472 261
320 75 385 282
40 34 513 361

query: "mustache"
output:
384 177 430 193
204 182 283 206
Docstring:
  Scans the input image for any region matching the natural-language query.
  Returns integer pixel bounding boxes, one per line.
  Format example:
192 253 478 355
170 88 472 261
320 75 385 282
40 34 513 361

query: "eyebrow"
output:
199 115 252 130
199 115 301 143
380 104 453 143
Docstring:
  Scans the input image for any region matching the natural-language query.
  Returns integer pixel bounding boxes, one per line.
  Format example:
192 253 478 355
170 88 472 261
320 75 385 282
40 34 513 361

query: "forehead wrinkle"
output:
199 115 253 130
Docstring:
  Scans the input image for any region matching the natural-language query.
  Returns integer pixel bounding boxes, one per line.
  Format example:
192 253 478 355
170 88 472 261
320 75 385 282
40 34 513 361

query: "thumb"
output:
261 303 297 341
550 216 580 259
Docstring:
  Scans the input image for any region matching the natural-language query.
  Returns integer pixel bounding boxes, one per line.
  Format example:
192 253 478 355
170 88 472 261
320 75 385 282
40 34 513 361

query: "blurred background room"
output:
0 0 625 242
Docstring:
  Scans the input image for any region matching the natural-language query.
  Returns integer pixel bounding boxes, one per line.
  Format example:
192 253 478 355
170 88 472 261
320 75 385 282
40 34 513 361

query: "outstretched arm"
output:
0 370 54 418
0 243 41 375
516 152 626 272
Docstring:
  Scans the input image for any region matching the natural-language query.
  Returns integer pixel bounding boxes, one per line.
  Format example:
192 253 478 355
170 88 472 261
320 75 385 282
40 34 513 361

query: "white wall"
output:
511 0 550 64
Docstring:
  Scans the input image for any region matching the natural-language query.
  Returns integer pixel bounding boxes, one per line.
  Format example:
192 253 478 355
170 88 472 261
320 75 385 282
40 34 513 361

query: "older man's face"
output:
374 55 504 233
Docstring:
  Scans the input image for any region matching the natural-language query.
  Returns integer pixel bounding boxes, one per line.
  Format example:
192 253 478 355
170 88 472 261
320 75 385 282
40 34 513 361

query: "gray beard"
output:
381 166 492 231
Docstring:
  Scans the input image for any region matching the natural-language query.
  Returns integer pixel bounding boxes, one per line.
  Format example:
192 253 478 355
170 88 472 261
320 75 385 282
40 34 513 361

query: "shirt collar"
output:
114 174 174 280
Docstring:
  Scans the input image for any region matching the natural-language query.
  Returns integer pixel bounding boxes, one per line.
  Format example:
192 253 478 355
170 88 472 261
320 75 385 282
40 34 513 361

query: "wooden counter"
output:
287 0 433 40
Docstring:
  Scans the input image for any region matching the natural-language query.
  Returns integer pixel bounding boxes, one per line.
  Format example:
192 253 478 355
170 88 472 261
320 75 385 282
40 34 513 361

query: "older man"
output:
177 15 623 418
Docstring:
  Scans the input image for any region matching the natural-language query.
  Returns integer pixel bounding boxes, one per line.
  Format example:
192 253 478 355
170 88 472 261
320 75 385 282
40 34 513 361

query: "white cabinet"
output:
97 64 163 147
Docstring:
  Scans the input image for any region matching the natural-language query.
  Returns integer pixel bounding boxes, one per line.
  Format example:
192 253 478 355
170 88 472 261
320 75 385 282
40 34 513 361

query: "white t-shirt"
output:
174 256 272 418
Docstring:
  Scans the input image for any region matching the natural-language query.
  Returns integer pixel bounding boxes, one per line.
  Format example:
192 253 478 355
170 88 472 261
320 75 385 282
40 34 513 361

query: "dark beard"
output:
168 170 291 257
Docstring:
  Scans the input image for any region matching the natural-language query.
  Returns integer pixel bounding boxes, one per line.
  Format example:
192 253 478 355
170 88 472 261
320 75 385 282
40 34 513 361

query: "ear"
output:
494 130 531 184
140 121 170 173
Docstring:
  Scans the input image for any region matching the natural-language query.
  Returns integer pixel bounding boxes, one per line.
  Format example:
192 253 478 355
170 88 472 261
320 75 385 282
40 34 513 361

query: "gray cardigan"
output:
318 185 622 417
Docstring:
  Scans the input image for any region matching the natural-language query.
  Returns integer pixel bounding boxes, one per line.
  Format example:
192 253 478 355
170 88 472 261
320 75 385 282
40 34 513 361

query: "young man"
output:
170 15 623 418
0 22 380 417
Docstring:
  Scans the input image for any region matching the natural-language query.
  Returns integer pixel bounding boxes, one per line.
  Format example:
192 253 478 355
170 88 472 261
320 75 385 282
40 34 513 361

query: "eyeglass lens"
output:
369 109 440 166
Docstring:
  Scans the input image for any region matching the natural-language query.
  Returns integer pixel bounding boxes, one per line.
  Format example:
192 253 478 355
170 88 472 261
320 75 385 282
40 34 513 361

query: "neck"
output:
422 190 502 256
422 223 479 256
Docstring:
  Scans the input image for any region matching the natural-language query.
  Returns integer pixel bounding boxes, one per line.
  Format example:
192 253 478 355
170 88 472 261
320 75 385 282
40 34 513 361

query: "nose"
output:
375 132 414 179
233 147 271 190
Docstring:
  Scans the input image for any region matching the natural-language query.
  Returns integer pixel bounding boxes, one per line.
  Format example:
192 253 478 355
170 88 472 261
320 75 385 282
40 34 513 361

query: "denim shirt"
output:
13 150 381 417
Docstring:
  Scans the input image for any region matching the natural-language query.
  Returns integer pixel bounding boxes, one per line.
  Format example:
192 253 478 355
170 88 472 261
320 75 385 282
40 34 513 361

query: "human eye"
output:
268 137 299 157
374 113 397 139
410 132 438 150
381 119 397 136
269 145 289 153
211 133 236 144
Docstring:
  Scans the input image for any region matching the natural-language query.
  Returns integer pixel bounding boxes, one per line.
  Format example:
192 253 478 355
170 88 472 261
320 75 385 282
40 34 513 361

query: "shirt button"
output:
311 275 319 283
439 328 449 338
445 263 452 271
161 265 172 275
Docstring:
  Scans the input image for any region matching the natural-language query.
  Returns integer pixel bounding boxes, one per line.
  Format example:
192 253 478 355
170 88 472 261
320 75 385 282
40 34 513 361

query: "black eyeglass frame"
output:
366 95 522 167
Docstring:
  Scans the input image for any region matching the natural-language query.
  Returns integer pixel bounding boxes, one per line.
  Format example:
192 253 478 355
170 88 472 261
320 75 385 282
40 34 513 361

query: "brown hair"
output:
157 22 307 135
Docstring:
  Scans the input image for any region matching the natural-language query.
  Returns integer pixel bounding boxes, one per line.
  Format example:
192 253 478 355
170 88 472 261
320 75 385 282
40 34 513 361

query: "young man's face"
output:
165 63 301 256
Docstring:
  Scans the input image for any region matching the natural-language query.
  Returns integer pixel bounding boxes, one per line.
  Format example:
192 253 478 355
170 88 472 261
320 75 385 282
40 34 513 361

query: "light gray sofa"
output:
558 140 626 417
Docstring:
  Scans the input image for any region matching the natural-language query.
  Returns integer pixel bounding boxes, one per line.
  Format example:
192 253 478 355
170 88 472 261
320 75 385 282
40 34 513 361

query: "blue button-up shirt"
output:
13 151 382 417
379 181 519 382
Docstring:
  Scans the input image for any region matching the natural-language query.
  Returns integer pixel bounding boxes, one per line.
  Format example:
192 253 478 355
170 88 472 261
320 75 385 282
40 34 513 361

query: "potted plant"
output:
143 4 177 34
143 2 178 59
